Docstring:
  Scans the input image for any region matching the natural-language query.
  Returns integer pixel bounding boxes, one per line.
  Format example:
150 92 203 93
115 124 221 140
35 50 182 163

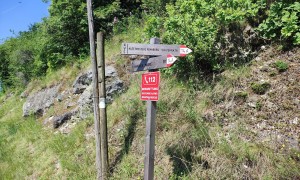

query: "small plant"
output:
234 91 248 102
274 60 289 72
251 82 271 95
256 101 262 111
269 70 277 77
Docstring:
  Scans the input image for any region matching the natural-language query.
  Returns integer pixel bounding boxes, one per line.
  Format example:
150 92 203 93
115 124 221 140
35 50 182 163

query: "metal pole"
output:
97 32 109 180
144 37 160 180
86 0 102 179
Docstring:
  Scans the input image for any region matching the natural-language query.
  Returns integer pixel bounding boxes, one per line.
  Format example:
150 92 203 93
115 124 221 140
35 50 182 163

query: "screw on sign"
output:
141 72 160 101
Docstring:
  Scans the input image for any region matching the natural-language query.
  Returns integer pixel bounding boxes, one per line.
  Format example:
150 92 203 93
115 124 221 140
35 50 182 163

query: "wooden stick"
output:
86 0 102 179
144 37 160 180
97 32 109 180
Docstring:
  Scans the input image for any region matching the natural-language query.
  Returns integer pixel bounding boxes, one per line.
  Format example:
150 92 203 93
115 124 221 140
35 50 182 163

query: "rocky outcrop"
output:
22 65 125 129
72 71 93 94
76 66 124 119
53 109 78 128
78 85 93 119
23 85 60 117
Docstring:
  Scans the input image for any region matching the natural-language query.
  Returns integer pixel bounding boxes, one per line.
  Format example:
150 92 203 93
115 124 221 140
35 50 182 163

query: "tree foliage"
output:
0 0 299 91
144 0 265 77
257 1 300 45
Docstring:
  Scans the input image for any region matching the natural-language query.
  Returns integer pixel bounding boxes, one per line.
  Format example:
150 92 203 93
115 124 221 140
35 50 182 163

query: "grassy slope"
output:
0 24 300 179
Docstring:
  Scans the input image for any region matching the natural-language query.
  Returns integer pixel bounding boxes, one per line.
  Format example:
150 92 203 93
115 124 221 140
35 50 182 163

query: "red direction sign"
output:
141 72 160 101
179 45 193 57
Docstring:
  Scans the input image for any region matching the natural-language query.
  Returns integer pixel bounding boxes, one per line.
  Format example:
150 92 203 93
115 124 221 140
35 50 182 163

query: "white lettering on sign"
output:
179 45 192 56
122 43 192 57
166 54 177 67
141 72 160 101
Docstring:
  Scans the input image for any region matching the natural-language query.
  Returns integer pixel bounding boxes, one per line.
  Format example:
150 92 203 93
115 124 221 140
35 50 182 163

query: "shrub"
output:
251 82 271 95
234 91 248 102
144 0 265 77
274 60 289 72
256 101 262 111
257 2 300 45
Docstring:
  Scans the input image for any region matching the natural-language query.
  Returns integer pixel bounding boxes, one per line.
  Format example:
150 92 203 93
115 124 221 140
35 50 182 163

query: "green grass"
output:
274 60 289 72
251 82 271 95
0 94 97 179
1 63 299 179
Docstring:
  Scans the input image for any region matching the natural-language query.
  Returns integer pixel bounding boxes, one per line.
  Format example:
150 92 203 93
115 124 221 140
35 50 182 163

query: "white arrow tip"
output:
180 46 192 56
167 54 177 66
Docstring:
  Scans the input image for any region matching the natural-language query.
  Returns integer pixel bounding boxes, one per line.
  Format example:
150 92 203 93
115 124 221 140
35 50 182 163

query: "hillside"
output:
1 1 300 179
1 33 299 179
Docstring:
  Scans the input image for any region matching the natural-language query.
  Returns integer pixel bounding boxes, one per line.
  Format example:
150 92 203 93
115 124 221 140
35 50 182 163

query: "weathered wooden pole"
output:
86 0 102 179
97 32 109 180
144 37 160 180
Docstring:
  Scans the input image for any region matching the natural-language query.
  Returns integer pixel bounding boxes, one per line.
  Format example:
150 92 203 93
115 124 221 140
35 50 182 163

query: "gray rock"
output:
23 85 60 117
72 71 93 94
56 94 64 102
70 65 125 119
72 66 118 95
77 77 124 119
53 109 78 128
105 66 118 77
106 78 124 103
78 85 93 119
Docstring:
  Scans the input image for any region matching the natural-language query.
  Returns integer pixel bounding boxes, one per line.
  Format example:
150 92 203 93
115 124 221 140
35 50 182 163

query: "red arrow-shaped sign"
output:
179 45 193 57
166 54 177 67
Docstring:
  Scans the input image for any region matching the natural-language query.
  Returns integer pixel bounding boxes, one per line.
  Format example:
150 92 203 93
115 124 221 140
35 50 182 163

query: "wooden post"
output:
86 0 102 179
97 32 109 180
144 37 160 180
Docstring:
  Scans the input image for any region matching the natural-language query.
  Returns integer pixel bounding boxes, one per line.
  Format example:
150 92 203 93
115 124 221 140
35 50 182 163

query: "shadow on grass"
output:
166 124 211 178
109 113 139 174
167 147 193 177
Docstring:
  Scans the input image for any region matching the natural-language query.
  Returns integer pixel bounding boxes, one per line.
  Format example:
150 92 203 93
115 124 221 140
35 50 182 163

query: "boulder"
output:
106 78 124 102
53 109 78 128
23 85 60 117
106 66 118 77
76 66 124 119
72 66 119 95
78 85 93 119
72 71 93 94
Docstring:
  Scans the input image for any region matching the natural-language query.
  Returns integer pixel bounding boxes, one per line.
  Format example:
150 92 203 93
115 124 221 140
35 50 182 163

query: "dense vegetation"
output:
0 0 300 89
0 0 299 91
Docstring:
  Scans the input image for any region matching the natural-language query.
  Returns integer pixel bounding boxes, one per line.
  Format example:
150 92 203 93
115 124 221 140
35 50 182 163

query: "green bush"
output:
234 91 248 102
144 0 265 77
251 82 271 95
257 2 300 45
141 0 175 15
274 60 289 72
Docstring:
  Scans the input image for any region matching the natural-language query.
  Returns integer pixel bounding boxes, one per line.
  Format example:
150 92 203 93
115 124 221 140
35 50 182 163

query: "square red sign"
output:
141 72 160 101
